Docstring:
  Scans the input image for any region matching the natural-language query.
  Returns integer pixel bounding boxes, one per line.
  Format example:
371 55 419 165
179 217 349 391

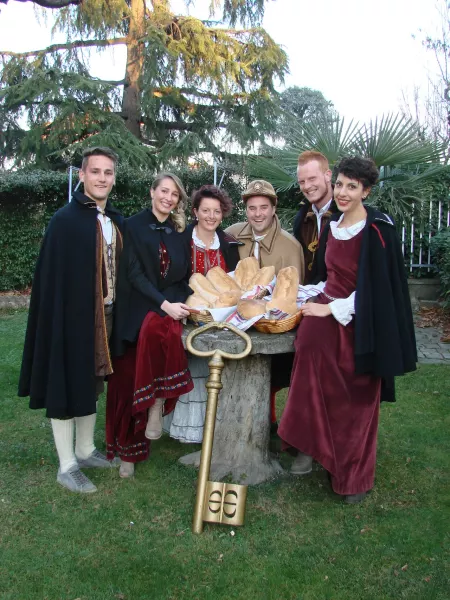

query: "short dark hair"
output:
336 157 379 189
81 147 119 171
191 185 233 218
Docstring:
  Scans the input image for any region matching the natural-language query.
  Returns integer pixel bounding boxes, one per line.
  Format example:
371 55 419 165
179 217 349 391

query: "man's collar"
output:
71 190 120 216
312 198 333 216
239 215 280 253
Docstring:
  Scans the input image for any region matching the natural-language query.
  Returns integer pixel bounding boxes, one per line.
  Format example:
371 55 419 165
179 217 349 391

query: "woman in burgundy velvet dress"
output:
278 157 416 503
106 173 194 478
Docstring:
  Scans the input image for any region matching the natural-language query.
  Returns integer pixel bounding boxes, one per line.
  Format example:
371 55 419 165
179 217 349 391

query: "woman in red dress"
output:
278 157 416 503
106 173 194 478
167 185 241 443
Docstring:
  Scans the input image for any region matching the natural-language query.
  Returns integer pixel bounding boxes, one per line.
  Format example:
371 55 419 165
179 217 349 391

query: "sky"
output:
0 0 444 124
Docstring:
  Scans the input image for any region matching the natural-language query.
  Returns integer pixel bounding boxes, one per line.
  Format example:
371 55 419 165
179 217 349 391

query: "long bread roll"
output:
249 265 275 288
234 256 259 290
189 273 220 304
213 291 241 308
206 266 242 294
237 298 267 320
186 293 211 309
266 266 299 315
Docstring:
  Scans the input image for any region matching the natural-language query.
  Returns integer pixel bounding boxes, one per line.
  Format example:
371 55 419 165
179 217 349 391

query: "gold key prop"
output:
186 322 252 535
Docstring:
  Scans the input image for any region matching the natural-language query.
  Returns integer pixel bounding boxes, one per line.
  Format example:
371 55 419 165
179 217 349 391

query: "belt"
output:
322 291 341 301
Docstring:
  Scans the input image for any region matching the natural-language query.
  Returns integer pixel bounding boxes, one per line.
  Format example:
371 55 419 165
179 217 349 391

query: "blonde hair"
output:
151 172 188 232
297 151 330 172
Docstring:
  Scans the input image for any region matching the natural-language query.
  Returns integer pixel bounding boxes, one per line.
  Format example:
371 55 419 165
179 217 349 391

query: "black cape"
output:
314 206 417 401
112 209 192 357
293 199 340 281
185 222 243 272
18 191 124 418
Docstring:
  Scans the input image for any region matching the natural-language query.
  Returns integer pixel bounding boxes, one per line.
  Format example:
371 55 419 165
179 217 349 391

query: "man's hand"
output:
161 301 191 320
301 303 332 318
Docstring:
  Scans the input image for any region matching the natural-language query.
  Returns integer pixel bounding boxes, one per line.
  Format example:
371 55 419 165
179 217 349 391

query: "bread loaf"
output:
206 267 242 295
249 265 275 288
237 298 268 320
186 294 211 309
189 273 220 304
213 291 241 308
266 266 299 315
234 257 259 290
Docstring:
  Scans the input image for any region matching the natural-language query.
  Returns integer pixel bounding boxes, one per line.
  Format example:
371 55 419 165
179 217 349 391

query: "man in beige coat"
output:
226 180 304 429
226 180 305 281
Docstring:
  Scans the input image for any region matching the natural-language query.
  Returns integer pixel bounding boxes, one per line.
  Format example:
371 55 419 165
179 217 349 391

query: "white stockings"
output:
51 413 97 473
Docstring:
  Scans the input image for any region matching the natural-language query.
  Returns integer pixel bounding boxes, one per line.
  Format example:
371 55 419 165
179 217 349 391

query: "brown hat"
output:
242 179 277 202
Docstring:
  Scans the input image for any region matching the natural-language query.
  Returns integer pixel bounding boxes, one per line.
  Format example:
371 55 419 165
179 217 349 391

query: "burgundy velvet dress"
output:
106 243 193 463
278 229 381 496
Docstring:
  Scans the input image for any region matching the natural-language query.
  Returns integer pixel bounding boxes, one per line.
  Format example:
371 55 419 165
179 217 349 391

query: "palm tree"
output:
250 113 447 225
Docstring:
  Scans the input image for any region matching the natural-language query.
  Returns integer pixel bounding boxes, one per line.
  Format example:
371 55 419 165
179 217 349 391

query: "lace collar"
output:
192 226 220 250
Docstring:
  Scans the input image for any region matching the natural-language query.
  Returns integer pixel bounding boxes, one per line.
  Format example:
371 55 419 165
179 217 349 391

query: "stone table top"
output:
182 324 296 356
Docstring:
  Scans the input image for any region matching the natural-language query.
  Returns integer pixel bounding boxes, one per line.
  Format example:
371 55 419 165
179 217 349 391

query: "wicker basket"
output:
187 287 268 326
253 310 303 334
188 310 214 326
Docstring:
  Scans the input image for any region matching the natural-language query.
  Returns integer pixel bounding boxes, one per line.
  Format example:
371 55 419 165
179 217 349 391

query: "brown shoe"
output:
145 398 164 440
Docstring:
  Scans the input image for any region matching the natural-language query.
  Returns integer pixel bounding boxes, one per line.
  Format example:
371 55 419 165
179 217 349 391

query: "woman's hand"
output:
161 301 191 320
301 303 332 318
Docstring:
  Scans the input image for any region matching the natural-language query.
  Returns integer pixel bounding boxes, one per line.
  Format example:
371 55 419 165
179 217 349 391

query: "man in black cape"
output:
18 147 124 493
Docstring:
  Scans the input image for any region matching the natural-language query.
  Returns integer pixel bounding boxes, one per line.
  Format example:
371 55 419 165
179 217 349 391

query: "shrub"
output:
0 166 245 291
430 229 450 306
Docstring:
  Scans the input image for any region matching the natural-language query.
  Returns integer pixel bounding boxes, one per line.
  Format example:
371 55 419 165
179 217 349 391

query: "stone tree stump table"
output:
179 325 296 485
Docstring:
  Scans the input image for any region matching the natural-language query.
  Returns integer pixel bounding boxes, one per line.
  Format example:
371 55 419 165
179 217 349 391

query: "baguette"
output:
237 298 268 320
213 291 241 308
206 266 242 295
266 266 299 315
234 256 259 290
189 273 220 304
186 293 211 309
249 265 275 288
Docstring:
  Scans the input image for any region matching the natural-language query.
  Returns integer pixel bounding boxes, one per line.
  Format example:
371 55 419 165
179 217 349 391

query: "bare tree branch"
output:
0 37 128 58
0 0 81 7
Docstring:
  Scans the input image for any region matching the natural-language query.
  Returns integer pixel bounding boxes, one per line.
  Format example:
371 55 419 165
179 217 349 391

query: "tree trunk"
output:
122 0 145 138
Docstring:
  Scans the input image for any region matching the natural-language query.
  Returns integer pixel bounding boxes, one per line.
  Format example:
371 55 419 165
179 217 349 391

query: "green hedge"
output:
0 166 245 291
430 229 450 306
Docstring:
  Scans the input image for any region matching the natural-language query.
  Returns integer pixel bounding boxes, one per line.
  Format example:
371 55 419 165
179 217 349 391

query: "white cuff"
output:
329 291 355 326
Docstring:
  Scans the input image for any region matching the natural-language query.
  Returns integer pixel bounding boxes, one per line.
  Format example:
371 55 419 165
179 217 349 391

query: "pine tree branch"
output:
0 37 127 58
155 121 227 131
165 87 249 101
0 0 81 6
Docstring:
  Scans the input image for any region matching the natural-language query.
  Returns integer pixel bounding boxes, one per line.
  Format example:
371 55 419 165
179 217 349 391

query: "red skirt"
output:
106 313 193 463
278 297 381 495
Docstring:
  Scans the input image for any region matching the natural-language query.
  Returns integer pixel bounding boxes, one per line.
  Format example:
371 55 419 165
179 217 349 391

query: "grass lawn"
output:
0 309 449 600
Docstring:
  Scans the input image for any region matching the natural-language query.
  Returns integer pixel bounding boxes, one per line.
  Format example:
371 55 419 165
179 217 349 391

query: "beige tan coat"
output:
225 215 305 282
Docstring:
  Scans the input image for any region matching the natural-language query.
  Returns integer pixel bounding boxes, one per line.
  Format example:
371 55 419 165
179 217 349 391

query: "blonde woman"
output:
106 173 194 478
